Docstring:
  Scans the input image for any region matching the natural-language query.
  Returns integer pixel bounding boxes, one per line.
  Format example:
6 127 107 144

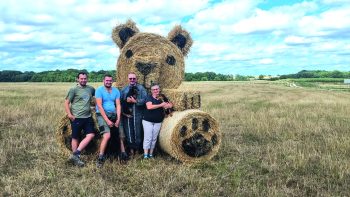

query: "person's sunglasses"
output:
129 78 136 80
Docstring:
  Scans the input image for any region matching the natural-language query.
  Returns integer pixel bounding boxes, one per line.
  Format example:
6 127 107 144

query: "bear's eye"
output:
166 55 176 65
125 50 133 58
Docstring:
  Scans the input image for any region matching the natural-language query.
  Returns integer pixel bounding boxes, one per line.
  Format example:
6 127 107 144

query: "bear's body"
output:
111 20 221 163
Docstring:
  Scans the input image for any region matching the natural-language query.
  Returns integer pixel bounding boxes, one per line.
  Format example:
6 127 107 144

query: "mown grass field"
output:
1 81 350 196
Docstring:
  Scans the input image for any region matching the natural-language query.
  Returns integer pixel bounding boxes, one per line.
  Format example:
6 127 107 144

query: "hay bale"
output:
112 20 192 90
159 109 221 163
162 89 200 111
56 112 100 158
115 33 185 90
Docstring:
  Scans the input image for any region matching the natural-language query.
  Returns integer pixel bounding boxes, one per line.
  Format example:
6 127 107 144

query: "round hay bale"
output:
56 112 100 158
159 109 221 163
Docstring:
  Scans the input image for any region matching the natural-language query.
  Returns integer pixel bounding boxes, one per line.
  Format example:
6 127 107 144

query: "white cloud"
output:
43 49 64 54
35 55 55 63
230 9 290 34
259 58 274 64
187 0 258 34
13 25 35 33
298 6 350 36
195 42 230 56
90 32 109 42
62 51 89 58
3 33 33 42
33 14 54 24
321 0 349 5
319 8 350 29
284 36 310 45
74 58 96 64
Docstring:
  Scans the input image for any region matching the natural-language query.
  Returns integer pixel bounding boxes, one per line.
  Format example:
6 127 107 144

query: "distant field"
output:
1 81 350 196
282 78 350 90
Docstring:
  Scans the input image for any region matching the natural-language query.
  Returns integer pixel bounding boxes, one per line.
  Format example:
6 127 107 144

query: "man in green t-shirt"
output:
64 72 95 167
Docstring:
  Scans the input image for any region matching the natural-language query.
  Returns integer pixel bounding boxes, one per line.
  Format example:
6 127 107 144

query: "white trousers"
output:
142 120 162 150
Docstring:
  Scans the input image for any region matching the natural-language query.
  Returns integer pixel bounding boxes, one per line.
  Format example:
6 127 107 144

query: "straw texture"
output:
167 25 193 57
112 19 140 49
159 109 221 163
115 33 185 89
112 20 192 90
56 112 100 157
162 89 200 111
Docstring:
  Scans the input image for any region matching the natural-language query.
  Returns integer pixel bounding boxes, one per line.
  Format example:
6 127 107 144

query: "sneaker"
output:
69 154 85 167
96 156 105 168
143 154 149 159
149 154 153 159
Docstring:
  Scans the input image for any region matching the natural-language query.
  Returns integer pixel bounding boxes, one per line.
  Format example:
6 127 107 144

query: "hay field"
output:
1 81 350 196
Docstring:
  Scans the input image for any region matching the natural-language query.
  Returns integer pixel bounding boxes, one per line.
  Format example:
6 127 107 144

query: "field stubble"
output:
1 81 350 196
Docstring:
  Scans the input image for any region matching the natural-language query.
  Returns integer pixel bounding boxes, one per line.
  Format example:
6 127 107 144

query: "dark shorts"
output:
70 117 95 139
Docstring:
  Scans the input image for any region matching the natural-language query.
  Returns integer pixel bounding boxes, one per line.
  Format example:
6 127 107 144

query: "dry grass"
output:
1 81 350 196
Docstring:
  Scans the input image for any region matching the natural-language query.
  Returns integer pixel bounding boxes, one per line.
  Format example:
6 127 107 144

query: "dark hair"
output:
104 74 113 79
151 83 160 89
76 72 88 78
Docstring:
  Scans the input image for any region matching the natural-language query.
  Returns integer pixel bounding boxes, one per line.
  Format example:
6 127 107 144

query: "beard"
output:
104 83 112 88
79 81 87 86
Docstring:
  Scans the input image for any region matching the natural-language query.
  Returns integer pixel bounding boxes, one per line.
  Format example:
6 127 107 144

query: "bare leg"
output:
71 138 79 152
99 133 111 155
120 138 126 153
77 133 95 151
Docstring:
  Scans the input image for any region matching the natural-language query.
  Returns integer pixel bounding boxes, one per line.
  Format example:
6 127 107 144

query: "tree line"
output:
1 69 349 82
0 69 115 82
0 69 248 82
279 70 350 79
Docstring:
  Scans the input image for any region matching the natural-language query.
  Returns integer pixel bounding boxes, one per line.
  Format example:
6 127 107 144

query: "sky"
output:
0 0 349 76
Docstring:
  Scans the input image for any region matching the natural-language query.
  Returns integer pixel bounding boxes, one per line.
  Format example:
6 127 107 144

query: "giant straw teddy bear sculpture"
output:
112 20 221 163
57 20 221 163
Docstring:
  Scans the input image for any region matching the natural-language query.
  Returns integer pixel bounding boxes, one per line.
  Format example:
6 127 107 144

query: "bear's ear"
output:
112 19 139 49
168 25 193 56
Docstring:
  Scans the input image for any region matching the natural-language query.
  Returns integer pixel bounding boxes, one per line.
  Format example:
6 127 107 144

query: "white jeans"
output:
142 120 162 150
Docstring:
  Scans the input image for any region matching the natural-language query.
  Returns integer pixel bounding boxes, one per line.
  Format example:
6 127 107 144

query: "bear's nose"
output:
136 62 156 76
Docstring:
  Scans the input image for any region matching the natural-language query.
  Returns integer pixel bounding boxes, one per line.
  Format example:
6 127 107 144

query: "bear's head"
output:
112 19 192 90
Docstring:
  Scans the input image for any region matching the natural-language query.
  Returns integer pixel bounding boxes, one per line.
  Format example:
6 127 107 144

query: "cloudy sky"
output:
1 0 349 75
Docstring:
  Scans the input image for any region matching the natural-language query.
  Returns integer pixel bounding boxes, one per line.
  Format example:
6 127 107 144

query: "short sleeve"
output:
66 88 75 102
145 95 152 103
95 87 102 99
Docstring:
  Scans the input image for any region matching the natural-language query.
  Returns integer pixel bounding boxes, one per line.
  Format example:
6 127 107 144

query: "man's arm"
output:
96 98 114 127
64 99 75 121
